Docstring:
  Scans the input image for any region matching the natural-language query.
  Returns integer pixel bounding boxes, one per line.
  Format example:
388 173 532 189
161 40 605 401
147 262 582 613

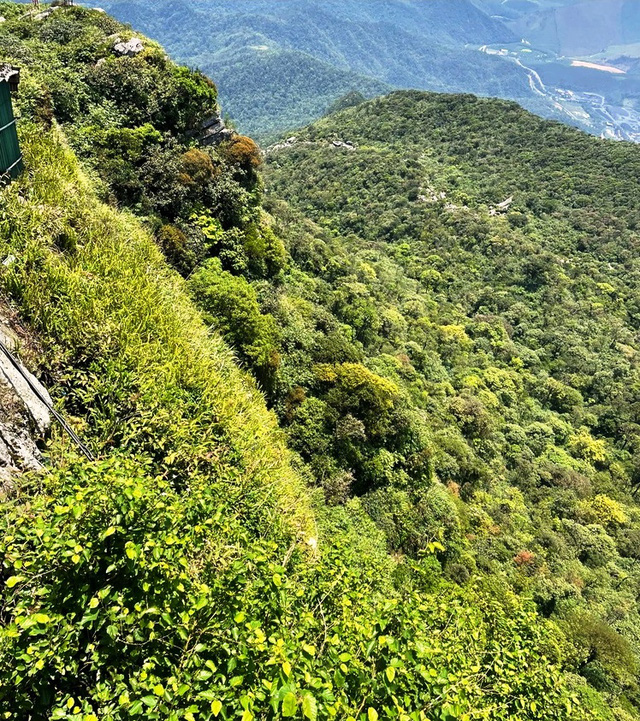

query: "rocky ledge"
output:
0 313 51 493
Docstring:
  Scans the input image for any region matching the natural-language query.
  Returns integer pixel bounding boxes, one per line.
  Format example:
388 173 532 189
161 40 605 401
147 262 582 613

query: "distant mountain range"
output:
93 0 640 141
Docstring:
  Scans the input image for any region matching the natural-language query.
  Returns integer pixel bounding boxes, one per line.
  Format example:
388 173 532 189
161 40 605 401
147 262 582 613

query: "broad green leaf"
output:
282 692 297 717
6 576 24 588
368 708 378 721
194 595 207 610
385 666 395 683
211 700 223 717
302 693 317 721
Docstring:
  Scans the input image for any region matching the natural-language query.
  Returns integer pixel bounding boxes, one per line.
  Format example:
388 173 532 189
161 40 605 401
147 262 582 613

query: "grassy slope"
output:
0 123 312 538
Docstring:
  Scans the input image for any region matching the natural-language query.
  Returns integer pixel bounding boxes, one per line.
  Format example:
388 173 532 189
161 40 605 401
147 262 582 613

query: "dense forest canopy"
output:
263 91 640 716
0 3 639 720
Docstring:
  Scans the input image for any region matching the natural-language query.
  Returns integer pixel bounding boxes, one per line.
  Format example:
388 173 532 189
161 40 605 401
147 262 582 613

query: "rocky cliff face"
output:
200 113 235 146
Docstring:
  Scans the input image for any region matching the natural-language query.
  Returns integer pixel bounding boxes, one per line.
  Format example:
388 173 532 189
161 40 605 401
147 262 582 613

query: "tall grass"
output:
0 123 313 540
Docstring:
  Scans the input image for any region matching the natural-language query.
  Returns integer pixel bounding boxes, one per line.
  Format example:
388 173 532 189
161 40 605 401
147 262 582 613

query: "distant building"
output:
0 65 22 182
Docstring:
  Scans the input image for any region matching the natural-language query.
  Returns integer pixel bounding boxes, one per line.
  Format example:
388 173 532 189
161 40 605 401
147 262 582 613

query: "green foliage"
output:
189 258 281 387
0 6 637 718
313 363 399 437
0 126 310 537
0 4 272 278
157 224 197 276
566 614 638 691
0 123 599 718
0 456 591 721
263 91 640 713
325 91 367 116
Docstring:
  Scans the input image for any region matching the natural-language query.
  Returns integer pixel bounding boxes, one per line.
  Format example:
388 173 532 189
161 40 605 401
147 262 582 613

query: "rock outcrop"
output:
113 37 144 57
0 314 51 492
34 6 61 21
200 114 235 146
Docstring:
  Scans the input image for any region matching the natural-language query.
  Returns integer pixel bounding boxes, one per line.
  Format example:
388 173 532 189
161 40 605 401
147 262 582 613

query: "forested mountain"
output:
2 2 640 720
88 0 557 139
262 91 640 717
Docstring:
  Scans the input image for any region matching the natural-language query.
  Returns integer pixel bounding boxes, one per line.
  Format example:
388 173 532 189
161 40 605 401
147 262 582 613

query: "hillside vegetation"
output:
262 91 640 717
0 5 616 720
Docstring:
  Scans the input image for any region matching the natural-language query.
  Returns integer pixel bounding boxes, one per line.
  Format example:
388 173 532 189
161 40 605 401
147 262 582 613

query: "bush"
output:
220 135 262 171
157 224 197 275
189 258 281 388
566 614 637 687
0 457 584 720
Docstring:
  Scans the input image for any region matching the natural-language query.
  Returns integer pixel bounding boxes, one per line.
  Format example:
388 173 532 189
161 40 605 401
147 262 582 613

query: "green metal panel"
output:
0 82 22 181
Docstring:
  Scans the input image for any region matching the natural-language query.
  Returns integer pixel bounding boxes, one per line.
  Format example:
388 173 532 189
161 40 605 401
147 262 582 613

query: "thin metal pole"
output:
0 339 95 461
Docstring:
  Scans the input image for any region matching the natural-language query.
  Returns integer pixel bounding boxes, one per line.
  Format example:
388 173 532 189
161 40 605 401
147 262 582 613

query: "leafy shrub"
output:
189 258 281 388
313 363 399 438
157 224 197 275
220 135 262 171
0 457 586 720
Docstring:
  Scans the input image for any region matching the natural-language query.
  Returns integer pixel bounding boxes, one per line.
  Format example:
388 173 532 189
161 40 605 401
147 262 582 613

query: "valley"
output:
83 0 640 143
480 41 640 141
82 0 559 138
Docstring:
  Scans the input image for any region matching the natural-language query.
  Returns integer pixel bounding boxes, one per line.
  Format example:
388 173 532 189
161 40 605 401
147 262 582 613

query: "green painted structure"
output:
0 66 22 182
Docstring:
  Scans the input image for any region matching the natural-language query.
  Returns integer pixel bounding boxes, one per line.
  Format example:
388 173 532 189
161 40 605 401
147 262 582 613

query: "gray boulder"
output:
113 38 144 57
200 114 235 146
